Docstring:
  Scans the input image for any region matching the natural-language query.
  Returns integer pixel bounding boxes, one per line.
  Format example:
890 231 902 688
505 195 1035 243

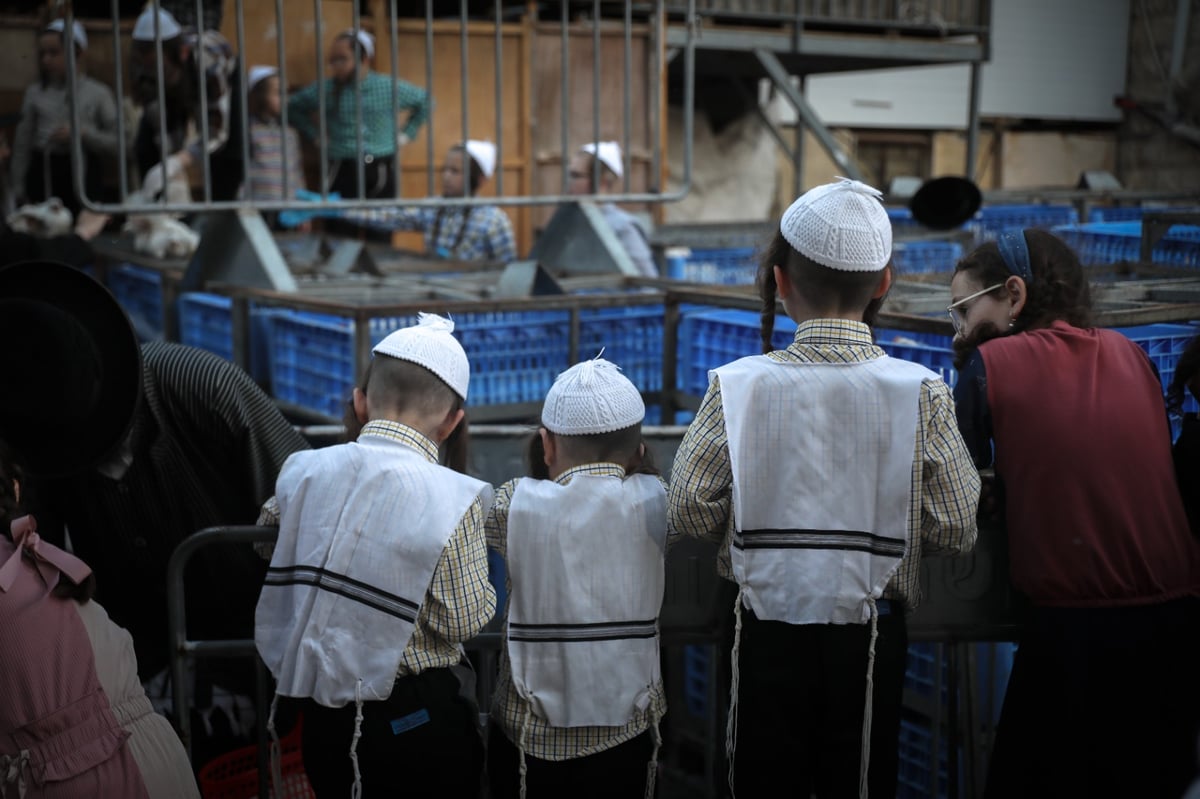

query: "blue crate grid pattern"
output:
676 310 959 397
667 247 759 285
578 305 665 392
270 309 577 419
1053 222 1200 268
106 264 163 340
177 292 277 385
970 204 1079 242
897 716 952 799
892 240 964 275
1087 206 1200 224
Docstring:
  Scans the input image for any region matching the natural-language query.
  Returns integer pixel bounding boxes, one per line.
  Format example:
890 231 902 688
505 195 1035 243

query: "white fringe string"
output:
266 693 283 799
644 702 664 799
518 701 534 799
349 680 364 799
725 586 745 799
858 598 880 799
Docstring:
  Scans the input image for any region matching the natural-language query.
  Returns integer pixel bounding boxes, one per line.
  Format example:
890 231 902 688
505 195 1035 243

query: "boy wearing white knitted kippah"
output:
485 356 670 799
255 313 495 798
669 179 981 799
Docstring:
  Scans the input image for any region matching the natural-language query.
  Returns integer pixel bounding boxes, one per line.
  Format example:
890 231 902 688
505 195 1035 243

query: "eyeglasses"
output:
946 283 1004 334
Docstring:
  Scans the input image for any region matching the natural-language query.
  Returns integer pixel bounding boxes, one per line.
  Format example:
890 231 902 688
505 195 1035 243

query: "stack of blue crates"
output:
106 264 164 339
970 204 1079 241
669 247 759 285
269 309 575 418
1087 206 1200 223
892 241 963 275
1053 221 1200 268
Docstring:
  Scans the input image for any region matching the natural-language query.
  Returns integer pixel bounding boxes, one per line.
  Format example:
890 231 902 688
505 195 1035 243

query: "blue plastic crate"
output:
178 292 277 384
893 240 963 275
897 717 951 799
971 204 1079 242
875 329 958 388
683 645 710 718
1114 323 1200 439
107 263 163 339
1054 222 1200 268
268 309 574 419
579 305 664 392
676 309 796 396
668 247 759 285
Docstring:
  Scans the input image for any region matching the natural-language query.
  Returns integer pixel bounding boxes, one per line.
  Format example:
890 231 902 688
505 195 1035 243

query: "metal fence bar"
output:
389 0 402 198
68 2 698 215
352 2 366 200
460 0 471 192
591 0 602 196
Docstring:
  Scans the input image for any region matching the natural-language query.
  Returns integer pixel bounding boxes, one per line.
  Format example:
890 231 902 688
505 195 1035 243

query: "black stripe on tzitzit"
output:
733 529 905 557
265 566 420 622
508 619 659 644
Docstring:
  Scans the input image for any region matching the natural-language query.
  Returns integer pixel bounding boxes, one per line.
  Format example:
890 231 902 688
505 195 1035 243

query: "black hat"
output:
0 261 141 478
909 176 982 231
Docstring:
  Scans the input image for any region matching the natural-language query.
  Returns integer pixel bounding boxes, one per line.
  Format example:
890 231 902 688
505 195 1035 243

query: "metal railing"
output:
662 0 991 33
58 0 696 216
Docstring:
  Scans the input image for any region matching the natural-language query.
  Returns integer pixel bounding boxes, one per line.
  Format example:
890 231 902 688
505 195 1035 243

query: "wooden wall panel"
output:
220 0 354 89
529 21 658 233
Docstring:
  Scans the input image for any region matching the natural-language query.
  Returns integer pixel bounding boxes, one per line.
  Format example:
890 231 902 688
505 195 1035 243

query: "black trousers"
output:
984 597 1200 799
300 667 483 798
327 155 396 200
487 722 655 799
728 606 908 799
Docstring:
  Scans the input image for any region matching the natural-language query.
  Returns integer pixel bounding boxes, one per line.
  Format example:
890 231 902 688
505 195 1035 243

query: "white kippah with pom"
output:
541 355 645 436
780 177 892 272
372 313 470 400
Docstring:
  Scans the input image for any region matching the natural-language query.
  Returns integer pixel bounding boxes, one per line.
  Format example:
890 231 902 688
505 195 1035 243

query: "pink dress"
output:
0 517 150 799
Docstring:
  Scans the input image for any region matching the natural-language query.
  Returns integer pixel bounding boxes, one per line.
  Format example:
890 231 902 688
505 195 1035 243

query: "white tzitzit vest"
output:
507 473 667 798
255 435 491 798
715 353 930 799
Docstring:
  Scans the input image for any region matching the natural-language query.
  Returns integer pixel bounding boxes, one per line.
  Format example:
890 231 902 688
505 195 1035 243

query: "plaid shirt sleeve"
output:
460 207 517 262
394 79 430 141
485 478 518 558
403 495 497 671
667 375 732 545
919 379 981 554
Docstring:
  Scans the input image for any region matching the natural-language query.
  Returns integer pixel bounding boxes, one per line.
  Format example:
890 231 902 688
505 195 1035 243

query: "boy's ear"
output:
872 265 893 299
539 427 556 469
434 407 466 443
772 264 792 299
352 387 369 425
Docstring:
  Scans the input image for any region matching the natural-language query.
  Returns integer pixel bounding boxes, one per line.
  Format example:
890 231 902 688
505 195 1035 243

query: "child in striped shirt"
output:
243 65 307 226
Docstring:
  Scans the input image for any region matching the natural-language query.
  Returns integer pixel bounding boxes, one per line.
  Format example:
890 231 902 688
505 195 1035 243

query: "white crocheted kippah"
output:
372 313 470 400
541 356 645 435
780 177 892 272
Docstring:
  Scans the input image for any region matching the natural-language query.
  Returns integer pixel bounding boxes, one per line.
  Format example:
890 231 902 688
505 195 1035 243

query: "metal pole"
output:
154 0 171 207
352 1 366 200
461 0 472 193
234 0 251 206
314 0 329 196
560 0 571 195
426 0 436 196
494 0 505 197
623 0 633 194
275 0 291 203
111 0 130 203
592 0 602 195
194 0 213 203
390 0 402 199
965 60 981 182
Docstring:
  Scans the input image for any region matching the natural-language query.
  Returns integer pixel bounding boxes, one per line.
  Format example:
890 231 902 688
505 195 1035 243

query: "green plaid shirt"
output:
288 72 429 159
667 318 981 609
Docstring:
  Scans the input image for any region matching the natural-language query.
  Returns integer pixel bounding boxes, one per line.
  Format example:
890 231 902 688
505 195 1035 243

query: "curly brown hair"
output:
952 228 1093 333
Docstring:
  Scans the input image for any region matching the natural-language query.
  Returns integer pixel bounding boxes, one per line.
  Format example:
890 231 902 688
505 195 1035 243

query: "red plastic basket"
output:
197 715 315 799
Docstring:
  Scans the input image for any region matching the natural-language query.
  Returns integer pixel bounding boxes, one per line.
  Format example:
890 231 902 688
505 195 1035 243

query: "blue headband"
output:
996 229 1033 283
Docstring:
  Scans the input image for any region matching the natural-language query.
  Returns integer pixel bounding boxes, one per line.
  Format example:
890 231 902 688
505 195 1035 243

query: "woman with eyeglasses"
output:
948 228 1200 799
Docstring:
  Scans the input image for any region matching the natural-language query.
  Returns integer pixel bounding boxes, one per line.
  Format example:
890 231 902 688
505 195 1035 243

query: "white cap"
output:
344 29 374 59
46 19 87 51
779 177 892 272
464 140 497 179
133 6 183 41
248 65 277 91
541 356 645 436
372 313 470 400
581 141 623 179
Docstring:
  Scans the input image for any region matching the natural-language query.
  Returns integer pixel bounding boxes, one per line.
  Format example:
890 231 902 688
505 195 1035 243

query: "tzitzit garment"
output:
715 352 931 798
256 434 491 708
506 473 667 728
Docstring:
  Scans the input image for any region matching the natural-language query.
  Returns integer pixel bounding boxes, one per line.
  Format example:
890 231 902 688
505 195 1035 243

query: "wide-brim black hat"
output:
909 176 982 230
0 261 141 478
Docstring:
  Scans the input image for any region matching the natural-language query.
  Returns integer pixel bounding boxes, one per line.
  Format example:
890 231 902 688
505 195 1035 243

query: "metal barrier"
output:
59 0 697 216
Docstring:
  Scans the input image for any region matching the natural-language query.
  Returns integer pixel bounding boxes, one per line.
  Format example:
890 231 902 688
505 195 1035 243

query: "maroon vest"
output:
981 321 1200 606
